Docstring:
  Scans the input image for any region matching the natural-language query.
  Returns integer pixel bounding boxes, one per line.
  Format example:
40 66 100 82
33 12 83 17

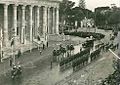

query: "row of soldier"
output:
52 44 74 62
59 48 90 71
59 41 119 72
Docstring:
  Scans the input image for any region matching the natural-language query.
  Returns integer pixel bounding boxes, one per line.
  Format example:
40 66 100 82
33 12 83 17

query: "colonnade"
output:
2 4 59 46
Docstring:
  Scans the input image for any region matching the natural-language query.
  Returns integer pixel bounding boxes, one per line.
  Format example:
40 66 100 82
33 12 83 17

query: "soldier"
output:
80 47 82 52
10 56 13 67
40 50 42 55
116 43 119 49
46 41 48 47
42 43 45 50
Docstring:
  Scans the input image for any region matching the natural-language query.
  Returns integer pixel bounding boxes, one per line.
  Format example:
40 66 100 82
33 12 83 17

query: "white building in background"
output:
81 17 94 28
0 0 62 47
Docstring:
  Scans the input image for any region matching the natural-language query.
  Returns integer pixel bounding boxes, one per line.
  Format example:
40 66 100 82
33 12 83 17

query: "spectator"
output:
10 56 13 67
80 47 82 52
40 50 42 55
46 41 48 47
43 43 45 50
0 55 1 63
37 35 40 41
0 51 3 63
17 50 21 58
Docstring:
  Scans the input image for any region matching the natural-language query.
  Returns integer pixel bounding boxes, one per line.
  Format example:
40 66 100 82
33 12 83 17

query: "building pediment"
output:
0 0 62 7
0 0 62 2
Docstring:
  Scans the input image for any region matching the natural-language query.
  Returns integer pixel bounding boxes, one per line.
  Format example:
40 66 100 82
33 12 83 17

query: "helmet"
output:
18 65 21 68
13 65 16 69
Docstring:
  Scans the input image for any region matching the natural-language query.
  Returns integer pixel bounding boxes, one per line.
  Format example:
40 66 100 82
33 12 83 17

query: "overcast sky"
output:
70 0 119 11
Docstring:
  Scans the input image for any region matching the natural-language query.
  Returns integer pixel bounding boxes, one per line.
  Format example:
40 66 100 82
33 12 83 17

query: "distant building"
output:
81 17 94 28
95 6 110 14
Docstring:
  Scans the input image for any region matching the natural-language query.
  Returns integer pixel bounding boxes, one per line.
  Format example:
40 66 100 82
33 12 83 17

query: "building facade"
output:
81 17 94 28
0 0 62 47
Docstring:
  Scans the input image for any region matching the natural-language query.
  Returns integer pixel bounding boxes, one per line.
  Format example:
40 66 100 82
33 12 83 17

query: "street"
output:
0 29 118 85
57 51 116 85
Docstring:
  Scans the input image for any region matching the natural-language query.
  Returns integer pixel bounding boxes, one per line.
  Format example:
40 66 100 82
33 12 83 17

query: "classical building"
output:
0 0 62 47
81 17 94 28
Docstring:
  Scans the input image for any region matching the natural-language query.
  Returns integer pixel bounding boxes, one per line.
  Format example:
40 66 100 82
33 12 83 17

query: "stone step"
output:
1 40 37 60
48 34 70 41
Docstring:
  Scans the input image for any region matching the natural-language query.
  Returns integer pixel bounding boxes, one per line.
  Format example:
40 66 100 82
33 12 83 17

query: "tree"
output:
78 0 86 9
59 0 75 33
94 6 120 31
94 6 110 27
59 0 75 24
107 9 120 31
69 7 94 28
59 0 94 31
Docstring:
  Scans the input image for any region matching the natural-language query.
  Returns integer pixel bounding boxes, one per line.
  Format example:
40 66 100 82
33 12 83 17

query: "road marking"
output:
109 49 120 59
24 61 36 68
98 57 106 62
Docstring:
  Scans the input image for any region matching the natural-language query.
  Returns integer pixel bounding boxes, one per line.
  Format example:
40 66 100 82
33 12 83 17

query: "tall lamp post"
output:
0 26 3 62
11 28 16 65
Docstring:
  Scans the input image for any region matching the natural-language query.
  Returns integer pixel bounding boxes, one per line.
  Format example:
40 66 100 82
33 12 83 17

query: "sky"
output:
70 0 120 11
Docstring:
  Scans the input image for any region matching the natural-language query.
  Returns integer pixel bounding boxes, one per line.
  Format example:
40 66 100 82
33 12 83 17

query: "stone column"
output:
13 4 17 37
43 6 47 37
21 5 26 44
3 4 9 46
36 6 40 36
47 7 50 34
56 7 59 34
52 8 55 34
29 5 33 42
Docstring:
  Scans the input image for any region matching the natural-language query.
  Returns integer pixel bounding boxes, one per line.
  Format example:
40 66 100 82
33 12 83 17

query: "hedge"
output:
64 31 105 40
